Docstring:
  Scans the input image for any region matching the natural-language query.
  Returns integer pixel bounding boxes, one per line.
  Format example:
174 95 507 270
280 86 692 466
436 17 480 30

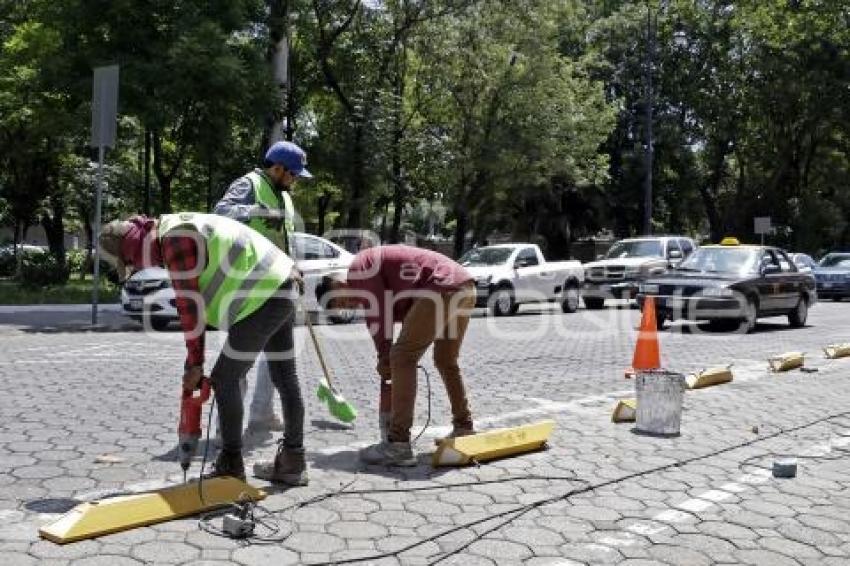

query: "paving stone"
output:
502 526 564 547
232 545 299 566
0 552 36 565
468 539 532 561
29 540 100 560
327 520 388 539
648 544 712 566
284 531 346 554
131 542 199 564
72 557 142 566
734 549 805 566
559 542 622 564
759 537 823 559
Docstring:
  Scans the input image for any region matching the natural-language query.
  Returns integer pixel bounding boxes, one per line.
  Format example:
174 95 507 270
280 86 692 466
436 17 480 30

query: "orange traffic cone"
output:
625 297 661 378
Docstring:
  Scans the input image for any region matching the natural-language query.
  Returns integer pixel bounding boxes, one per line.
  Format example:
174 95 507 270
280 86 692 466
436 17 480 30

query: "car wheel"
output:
739 297 758 334
489 286 516 317
583 297 605 310
561 283 580 313
147 316 171 331
655 311 667 331
788 295 808 328
328 309 356 324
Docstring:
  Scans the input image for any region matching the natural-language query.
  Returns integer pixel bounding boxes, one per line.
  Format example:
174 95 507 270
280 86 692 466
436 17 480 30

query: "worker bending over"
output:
99 213 308 485
319 245 476 466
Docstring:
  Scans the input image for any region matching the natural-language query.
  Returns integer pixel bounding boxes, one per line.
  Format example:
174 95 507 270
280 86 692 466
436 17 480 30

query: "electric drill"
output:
178 378 211 482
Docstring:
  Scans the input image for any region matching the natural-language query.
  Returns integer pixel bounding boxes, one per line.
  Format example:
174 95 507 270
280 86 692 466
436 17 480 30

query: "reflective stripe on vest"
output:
158 213 293 329
245 171 295 255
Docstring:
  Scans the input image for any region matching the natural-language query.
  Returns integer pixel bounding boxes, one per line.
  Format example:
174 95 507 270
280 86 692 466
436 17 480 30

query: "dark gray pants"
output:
210 286 303 454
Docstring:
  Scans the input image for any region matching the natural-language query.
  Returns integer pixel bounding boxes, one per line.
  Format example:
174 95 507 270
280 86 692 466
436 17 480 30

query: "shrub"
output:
18 252 70 288
66 249 87 277
0 251 15 277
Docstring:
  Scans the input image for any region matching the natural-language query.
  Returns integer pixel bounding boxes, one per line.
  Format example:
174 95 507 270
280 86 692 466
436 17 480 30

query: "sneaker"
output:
253 441 309 486
434 426 477 446
359 441 417 467
246 415 284 433
203 450 246 481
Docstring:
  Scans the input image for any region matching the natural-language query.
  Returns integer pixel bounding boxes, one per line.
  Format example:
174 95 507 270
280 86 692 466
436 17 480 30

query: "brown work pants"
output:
378 282 476 442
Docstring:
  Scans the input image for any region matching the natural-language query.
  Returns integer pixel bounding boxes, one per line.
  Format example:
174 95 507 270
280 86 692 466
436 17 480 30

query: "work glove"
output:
182 365 204 392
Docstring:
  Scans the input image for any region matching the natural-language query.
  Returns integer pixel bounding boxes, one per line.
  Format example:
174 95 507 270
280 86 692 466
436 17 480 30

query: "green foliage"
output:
0 0 848 264
17 250 69 287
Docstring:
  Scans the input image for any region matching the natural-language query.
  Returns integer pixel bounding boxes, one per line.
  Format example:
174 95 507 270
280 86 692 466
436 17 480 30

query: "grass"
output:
0 276 120 305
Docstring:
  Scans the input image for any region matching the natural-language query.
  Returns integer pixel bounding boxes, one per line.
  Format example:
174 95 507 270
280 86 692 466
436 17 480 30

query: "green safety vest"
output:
158 213 294 330
245 170 295 255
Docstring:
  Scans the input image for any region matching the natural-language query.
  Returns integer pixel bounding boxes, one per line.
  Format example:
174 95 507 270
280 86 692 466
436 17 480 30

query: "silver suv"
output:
581 236 697 309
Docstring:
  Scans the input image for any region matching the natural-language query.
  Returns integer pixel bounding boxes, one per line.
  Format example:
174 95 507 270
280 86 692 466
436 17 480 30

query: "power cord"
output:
413 365 432 444
300 407 850 565
195 395 293 543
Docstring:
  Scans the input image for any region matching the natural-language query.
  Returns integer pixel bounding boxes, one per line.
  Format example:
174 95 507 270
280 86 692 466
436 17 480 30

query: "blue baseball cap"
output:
265 141 313 178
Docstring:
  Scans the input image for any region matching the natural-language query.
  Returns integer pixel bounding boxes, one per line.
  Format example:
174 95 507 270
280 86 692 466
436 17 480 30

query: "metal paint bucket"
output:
635 370 686 436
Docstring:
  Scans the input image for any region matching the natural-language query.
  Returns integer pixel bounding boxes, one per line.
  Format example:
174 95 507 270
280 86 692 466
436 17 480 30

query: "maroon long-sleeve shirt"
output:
346 245 473 359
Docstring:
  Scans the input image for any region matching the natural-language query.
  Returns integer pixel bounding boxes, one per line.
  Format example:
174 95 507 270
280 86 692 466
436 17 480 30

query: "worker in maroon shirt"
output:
318 245 477 466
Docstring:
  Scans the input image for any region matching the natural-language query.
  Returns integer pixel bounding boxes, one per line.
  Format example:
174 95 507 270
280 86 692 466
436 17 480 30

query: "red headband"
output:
120 216 161 270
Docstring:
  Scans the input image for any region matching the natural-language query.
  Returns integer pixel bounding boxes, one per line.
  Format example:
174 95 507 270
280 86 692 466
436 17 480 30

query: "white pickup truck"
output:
458 244 584 316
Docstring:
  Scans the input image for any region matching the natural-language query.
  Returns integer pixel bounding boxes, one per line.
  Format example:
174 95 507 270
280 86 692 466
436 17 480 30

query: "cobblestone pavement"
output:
1 301 850 565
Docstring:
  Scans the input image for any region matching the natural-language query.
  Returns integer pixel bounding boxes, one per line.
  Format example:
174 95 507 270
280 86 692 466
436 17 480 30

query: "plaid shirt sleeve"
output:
161 235 205 369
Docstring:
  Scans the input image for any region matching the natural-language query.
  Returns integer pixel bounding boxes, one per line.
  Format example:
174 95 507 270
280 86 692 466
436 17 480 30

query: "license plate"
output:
822 283 833 289
129 298 143 311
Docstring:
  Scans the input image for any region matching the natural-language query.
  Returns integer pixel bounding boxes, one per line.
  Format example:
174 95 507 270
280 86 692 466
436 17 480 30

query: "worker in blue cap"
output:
214 141 313 437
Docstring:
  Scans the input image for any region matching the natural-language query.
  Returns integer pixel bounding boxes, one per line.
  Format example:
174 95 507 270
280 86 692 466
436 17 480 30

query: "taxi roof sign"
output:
719 237 741 246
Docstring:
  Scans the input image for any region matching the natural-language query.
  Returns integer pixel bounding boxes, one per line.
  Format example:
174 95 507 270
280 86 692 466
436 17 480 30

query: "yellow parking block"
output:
612 399 637 423
824 343 850 360
39 477 266 544
768 352 805 372
686 366 734 390
432 420 555 466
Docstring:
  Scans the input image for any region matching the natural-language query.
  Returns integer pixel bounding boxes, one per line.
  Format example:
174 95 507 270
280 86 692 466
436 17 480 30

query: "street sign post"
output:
754 216 772 246
90 65 119 325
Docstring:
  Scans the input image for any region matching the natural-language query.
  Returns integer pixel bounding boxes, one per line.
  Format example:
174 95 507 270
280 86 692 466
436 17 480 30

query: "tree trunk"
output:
152 131 173 214
41 197 66 268
346 125 367 228
83 220 93 280
143 129 152 215
316 192 331 236
453 199 468 259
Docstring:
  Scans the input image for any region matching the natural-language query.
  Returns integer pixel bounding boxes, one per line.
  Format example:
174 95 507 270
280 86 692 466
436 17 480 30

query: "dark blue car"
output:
814 253 850 301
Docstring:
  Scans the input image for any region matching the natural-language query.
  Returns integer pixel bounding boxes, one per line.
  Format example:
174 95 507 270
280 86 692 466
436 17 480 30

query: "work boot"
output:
253 441 309 486
204 450 246 481
434 424 477 446
359 440 417 467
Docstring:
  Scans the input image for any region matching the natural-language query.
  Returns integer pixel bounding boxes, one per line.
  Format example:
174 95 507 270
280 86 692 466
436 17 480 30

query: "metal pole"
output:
643 2 654 236
91 145 105 325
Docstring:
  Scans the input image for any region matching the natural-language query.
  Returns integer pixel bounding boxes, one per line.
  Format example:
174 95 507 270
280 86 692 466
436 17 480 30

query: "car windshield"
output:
677 247 760 274
819 254 850 268
605 240 662 259
459 247 514 266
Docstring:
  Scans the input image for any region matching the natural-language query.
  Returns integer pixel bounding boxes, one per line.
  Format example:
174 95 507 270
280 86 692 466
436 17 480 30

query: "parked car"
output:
813 252 850 301
458 244 584 316
637 239 817 333
581 236 697 309
121 232 354 329
789 253 817 272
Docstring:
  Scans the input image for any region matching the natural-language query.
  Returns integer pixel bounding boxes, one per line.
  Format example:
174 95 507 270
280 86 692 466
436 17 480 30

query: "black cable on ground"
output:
299 407 850 565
